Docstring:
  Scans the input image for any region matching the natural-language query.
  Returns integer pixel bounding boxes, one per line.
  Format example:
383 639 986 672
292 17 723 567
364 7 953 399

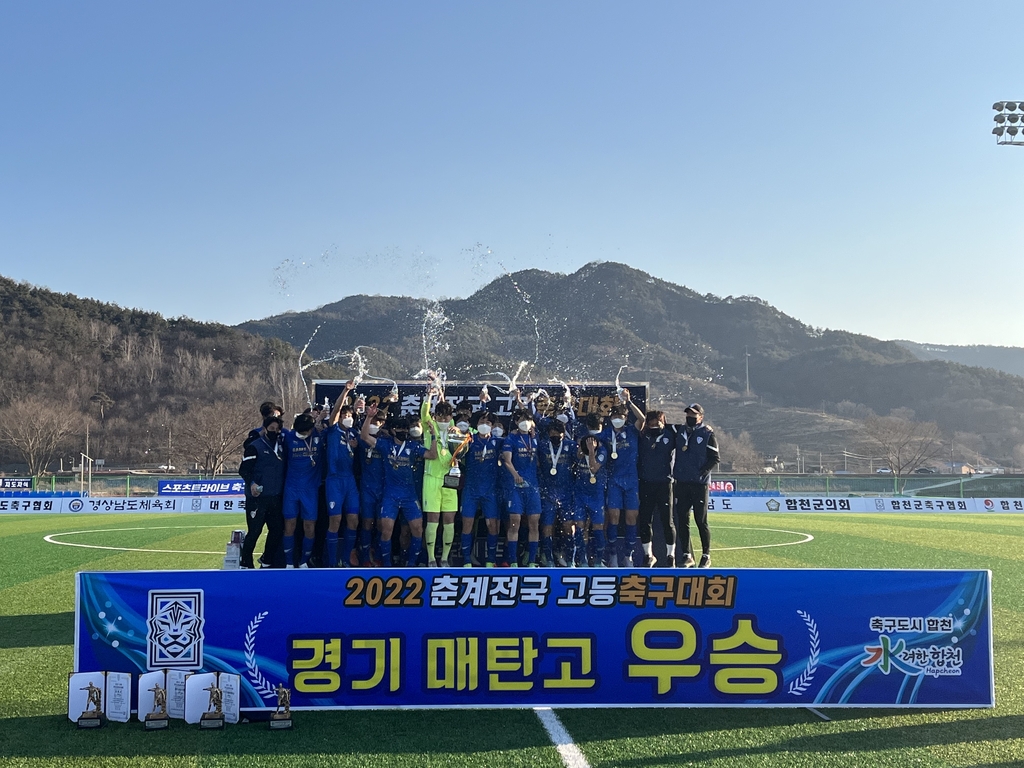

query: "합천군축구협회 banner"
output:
75 568 993 709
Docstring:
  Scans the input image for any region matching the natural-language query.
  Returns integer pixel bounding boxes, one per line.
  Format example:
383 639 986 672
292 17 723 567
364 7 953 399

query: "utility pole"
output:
745 347 750 397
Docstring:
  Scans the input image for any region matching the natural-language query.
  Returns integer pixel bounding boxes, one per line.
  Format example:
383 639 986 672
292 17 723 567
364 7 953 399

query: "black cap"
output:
685 403 704 415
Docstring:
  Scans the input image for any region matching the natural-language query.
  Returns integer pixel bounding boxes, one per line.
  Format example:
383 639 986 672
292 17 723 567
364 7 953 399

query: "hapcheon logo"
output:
146 590 205 670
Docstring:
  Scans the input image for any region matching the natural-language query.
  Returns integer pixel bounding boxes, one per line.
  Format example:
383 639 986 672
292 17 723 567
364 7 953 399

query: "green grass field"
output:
1 511 1023 768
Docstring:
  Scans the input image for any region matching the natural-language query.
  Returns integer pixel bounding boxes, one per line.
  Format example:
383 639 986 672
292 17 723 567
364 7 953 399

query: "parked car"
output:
913 467 937 474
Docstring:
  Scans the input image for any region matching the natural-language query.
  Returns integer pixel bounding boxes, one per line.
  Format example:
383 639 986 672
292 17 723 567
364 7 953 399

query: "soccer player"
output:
502 408 542 567
601 389 646 567
325 390 361 567
357 408 388 566
537 419 577 566
672 403 720 568
460 410 503 566
420 391 463 567
360 403 438 567
573 413 609 566
281 412 325 568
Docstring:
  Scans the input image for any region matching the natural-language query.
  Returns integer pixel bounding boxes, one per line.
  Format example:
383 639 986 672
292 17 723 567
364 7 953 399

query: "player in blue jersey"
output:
460 410 503 567
281 412 325 568
538 419 577 566
573 413 609 566
502 408 542 567
600 389 646 567
360 403 438 567
357 408 388 566
325 390 361 567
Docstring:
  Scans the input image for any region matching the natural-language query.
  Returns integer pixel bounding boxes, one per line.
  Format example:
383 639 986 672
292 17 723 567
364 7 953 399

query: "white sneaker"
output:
555 554 568 567
298 562 309 569
286 564 295 569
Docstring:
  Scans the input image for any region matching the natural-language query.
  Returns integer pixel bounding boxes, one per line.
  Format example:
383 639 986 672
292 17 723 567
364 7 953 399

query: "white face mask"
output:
341 417 354 429
518 420 533 433
611 418 626 429
368 424 380 435
409 426 423 438
297 431 312 440
492 426 505 438
436 420 451 432
556 413 570 424
476 424 492 436
456 421 470 432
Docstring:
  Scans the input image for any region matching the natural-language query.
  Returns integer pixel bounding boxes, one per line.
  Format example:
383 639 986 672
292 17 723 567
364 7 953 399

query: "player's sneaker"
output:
606 553 618 568
681 553 695 568
298 563 309 569
485 562 496 568
698 553 711 568
440 559 450 568
527 562 540 568
427 560 439 567
286 564 295 569
555 553 569 567
642 553 657 567
665 555 676 568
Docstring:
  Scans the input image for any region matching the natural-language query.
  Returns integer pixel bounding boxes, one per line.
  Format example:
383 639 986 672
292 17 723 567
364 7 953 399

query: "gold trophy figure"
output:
270 684 293 730
77 682 103 728
145 683 169 730
199 681 225 729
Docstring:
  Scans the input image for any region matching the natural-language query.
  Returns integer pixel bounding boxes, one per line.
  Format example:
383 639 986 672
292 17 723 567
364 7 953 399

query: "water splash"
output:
497 261 541 379
351 346 400 399
615 361 629 401
421 301 453 375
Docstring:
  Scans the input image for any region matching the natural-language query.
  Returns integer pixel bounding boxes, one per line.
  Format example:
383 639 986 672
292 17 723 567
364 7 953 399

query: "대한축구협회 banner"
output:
75 568 994 709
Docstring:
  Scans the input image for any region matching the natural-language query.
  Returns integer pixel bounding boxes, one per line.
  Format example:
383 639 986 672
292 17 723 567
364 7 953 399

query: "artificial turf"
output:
1 512 1022 767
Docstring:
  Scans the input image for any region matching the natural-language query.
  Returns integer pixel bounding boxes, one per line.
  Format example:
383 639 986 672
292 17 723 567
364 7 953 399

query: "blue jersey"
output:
575 437 609 498
358 436 386 494
502 432 539 487
538 436 577 496
282 429 324 495
601 423 640 482
464 433 502 489
375 436 427 497
324 424 358 480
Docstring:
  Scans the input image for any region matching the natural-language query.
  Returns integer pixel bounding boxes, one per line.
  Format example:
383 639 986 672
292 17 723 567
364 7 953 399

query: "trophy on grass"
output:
200 681 225 729
145 682 169 730
270 684 293 730
77 682 104 729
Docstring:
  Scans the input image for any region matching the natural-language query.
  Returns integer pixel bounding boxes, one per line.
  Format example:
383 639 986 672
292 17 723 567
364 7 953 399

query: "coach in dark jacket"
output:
637 410 677 568
672 403 719 568
239 415 286 568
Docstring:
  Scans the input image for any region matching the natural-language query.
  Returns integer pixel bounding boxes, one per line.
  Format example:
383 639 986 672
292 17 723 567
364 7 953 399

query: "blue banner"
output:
0 477 32 490
75 568 993 709
158 480 245 496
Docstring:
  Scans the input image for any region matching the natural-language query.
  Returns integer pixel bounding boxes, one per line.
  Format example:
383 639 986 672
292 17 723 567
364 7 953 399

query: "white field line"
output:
534 707 591 768
43 525 232 554
712 526 814 551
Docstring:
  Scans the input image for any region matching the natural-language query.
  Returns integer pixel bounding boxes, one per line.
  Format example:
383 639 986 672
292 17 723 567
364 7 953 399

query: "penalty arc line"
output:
534 708 591 768
43 525 233 555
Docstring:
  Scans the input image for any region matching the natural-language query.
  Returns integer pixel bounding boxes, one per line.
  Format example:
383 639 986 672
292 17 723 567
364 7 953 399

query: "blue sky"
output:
1 2 1023 345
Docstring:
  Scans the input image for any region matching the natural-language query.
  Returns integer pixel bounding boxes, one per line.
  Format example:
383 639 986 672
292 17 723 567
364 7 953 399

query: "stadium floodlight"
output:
993 101 1024 145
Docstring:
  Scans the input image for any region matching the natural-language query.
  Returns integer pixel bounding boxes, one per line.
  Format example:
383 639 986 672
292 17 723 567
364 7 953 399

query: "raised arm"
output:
329 380 356 426
360 403 380 449
623 388 646 431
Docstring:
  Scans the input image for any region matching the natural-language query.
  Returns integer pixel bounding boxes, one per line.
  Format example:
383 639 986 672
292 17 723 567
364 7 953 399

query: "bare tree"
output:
720 431 762 473
0 397 81 475
174 402 255 476
863 414 944 489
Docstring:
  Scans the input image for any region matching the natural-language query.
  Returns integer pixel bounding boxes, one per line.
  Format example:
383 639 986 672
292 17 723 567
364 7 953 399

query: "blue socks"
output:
380 539 393 567
301 536 314 566
461 533 474 564
342 528 357 567
407 536 423 567
326 531 339 568
506 540 518 566
358 528 371 565
528 541 539 566
283 535 295 566
486 534 498 565
574 529 586 566
541 535 553 564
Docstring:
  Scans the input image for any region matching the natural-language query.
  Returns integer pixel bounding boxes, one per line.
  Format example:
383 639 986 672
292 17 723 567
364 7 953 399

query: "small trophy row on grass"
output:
68 671 291 730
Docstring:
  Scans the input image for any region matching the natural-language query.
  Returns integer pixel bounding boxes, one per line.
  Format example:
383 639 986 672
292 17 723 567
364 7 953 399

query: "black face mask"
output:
265 430 280 442
685 416 699 427
549 435 562 445
393 431 409 441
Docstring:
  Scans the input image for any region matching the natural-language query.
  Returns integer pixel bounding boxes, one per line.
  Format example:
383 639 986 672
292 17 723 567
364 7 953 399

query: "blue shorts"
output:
360 486 383 520
326 476 360 517
282 490 319 521
573 495 606 526
381 491 422 522
462 486 499 521
508 485 542 517
606 478 640 510
541 493 572 527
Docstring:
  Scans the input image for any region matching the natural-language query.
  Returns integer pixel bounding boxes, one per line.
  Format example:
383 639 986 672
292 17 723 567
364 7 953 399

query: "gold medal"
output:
611 452 618 460
589 476 597 484
550 467 558 476
682 446 688 452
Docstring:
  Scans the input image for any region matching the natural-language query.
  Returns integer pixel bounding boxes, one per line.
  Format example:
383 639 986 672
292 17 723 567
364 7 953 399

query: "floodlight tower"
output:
993 102 1024 145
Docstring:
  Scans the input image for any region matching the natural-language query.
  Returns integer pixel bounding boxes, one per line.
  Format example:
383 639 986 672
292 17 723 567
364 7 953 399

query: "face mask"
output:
265 430 280 442
341 417 354 429
518 421 533 433
556 413 569 424
393 431 409 441
549 434 562 444
368 424 380 435
409 426 423 438
648 424 663 433
492 426 505 438
456 421 470 432
611 418 626 429
297 431 312 440
686 416 699 427
436 421 451 432
589 429 602 436
476 424 492 437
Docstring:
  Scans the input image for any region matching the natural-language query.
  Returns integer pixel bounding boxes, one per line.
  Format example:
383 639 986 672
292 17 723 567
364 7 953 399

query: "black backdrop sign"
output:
311 381 649 426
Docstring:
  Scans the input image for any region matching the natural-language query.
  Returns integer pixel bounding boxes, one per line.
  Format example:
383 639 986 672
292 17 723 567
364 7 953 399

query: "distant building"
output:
945 462 976 475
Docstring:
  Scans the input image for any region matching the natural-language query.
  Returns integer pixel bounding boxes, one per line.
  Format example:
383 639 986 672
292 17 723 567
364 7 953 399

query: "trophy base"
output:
269 716 293 730
199 714 225 730
77 714 103 729
145 716 169 730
